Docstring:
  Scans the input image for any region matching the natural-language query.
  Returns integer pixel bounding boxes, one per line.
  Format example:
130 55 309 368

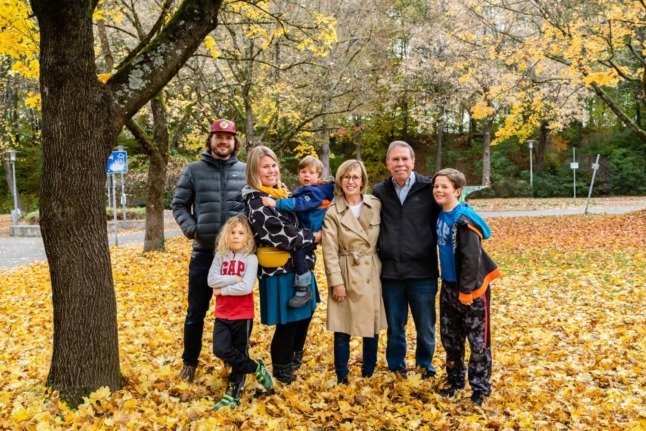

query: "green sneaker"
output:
213 381 242 411
213 393 240 410
254 359 273 390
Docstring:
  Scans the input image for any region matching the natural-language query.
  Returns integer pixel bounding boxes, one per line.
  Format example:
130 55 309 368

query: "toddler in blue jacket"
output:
262 156 334 307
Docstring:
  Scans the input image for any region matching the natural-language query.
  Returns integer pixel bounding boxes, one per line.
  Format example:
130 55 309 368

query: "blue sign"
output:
106 151 128 174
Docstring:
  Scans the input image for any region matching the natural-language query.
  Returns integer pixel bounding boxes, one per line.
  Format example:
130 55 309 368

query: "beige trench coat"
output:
322 194 388 337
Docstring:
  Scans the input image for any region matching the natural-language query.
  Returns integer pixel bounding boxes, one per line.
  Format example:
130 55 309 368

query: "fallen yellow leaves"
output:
0 212 644 430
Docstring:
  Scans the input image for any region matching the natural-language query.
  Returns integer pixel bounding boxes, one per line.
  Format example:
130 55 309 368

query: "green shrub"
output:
467 187 495 199
0 193 39 214
106 207 146 221
23 210 40 224
21 207 147 225
608 148 646 195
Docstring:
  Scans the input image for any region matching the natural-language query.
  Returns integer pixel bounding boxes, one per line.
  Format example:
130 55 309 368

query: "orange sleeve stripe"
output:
458 267 502 304
467 223 483 240
320 199 331 209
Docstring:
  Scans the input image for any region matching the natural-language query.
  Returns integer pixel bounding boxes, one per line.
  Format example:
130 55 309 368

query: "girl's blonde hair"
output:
245 145 282 189
215 215 256 256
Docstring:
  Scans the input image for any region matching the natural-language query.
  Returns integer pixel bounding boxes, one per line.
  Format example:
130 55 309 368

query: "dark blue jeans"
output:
381 278 437 374
182 250 214 367
333 332 379 380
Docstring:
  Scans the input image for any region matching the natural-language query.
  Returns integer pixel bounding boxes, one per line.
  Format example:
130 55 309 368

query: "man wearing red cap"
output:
172 119 247 382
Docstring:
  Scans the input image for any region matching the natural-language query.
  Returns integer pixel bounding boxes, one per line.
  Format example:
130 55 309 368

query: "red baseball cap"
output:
210 119 237 135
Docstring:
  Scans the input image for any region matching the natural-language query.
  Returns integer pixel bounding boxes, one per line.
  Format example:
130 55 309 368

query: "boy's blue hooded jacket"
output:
275 182 335 232
449 203 501 304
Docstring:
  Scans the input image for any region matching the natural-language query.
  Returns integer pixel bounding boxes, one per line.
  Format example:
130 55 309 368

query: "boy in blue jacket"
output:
262 156 335 308
432 168 501 406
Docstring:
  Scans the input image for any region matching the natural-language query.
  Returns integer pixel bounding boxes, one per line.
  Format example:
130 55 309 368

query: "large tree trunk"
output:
320 135 331 179
243 39 256 153
482 119 492 187
535 120 550 172
435 112 445 172
354 115 362 161
31 0 224 406
33 1 122 406
468 113 476 146
145 97 169 251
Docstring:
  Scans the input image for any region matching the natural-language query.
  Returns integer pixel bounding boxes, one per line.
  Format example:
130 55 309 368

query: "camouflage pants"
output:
439 282 492 395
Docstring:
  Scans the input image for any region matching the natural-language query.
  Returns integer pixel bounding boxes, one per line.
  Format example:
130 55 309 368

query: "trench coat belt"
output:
339 249 374 266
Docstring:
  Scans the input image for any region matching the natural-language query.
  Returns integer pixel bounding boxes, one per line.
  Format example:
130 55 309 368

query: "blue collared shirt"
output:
393 172 416 204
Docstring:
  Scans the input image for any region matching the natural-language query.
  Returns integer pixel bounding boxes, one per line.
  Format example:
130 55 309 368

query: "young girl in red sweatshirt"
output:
207 215 273 410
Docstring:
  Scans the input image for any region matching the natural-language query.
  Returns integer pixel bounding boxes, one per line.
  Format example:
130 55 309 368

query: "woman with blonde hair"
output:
322 159 387 384
241 145 320 384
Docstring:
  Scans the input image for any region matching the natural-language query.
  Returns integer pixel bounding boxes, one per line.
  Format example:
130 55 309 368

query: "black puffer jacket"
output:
172 153 246 251
372 173 441 280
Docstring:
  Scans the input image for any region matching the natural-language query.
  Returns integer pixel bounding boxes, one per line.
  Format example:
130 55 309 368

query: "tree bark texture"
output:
435 113 445 172
320 135 331 179
145 96 169 251
536 120 550 172
243 39 256 154
481 119 492 187
31 0 122 406
30 0 224 406
354 115 362 161
125 95 169 252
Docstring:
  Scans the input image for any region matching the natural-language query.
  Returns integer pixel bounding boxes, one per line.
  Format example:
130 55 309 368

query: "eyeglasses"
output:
341 175 362 183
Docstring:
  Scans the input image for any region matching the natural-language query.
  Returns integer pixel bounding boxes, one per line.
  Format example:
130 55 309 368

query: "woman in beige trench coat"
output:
322 159 388 384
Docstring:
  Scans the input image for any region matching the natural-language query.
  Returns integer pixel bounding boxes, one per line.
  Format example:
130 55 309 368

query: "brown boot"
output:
179 364 196 383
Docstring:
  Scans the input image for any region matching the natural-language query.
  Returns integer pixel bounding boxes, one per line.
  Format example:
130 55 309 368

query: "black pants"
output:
182 250 214 367
271 316 312 365
213 318 257 385
291 244 316 276
440 281 492 395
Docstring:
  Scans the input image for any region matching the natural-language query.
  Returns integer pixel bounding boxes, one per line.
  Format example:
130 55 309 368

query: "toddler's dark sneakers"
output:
179 364 196 383
438 384 464 398
470 391 487 406
254 359 273 390
288 273 312 308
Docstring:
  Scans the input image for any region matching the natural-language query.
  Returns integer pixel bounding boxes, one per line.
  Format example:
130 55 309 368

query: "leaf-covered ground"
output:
1 212 644 430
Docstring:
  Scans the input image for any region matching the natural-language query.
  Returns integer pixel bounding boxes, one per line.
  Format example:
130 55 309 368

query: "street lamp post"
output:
7 149 20 225
527 139 535 191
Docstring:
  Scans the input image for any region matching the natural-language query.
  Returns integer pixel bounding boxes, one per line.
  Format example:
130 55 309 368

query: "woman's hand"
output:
332 284 347 302
212 288 222 296
314 231 322 243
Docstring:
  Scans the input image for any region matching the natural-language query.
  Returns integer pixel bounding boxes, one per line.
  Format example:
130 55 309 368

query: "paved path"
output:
478 204 645 218
1 204 643 270
0 228 183 269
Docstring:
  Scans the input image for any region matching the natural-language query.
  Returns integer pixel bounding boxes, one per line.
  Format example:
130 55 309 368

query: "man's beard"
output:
211 145 233 159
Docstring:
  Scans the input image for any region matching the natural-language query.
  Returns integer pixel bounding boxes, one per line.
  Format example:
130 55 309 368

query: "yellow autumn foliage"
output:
0 0 39 80
0 212 644 429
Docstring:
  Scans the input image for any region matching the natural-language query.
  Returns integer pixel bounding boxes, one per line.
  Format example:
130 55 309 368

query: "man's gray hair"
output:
386 140 415 160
